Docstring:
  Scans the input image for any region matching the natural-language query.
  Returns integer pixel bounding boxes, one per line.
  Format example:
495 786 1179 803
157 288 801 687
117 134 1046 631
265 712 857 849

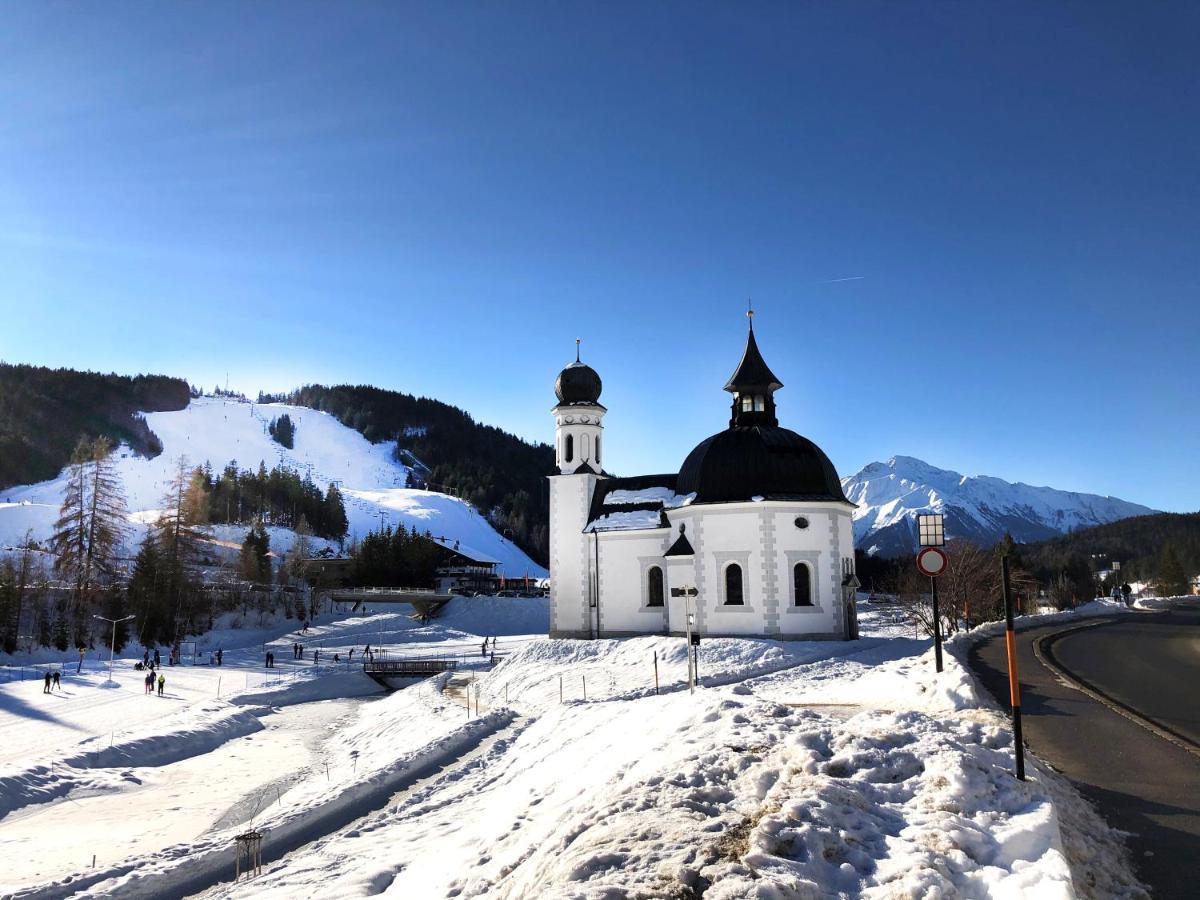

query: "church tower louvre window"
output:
565 434 574 463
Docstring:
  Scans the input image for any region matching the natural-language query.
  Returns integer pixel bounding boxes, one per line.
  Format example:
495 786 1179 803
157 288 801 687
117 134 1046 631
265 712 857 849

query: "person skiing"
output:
52 671 61 690
145 671 154 693
43 671 51 694
143 650 149 667
481 638 488 657
153 648 160 667
216 649 223 666
157 673 165 696
313 649 319 664
348 648 355 662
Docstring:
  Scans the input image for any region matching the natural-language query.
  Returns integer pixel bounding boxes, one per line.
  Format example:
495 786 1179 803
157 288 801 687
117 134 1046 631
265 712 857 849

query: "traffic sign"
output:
916 546 948 578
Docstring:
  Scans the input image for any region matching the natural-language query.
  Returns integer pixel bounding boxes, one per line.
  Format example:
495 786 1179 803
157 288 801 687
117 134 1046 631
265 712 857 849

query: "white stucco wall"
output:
549 473 597 637
574 501 856 639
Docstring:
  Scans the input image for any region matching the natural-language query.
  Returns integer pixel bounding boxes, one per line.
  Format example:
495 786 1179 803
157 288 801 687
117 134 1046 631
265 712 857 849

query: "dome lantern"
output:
724 310 783 428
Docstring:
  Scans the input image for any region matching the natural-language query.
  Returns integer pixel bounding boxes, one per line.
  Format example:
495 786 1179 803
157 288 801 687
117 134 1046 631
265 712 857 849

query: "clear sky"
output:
2 3 1197 511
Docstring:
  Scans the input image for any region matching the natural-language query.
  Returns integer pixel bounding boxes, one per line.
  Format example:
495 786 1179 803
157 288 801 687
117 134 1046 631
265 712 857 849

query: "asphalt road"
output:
968 604 1200 900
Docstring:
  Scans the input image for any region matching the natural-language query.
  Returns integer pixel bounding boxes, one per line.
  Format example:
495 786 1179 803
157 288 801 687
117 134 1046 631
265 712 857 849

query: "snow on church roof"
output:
583 475 695 533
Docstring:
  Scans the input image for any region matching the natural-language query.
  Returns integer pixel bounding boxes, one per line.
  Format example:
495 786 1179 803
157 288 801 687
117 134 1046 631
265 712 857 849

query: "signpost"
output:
1001 554 1026 781
916 514 947 673
671 586 699 692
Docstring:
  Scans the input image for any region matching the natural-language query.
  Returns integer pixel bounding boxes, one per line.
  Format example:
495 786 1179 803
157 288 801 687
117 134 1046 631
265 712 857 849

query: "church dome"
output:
555 360 602 405
676 425 849 504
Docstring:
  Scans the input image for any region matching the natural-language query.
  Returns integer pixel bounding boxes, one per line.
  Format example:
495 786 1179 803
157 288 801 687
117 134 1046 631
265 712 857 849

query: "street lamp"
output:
93 614 136 687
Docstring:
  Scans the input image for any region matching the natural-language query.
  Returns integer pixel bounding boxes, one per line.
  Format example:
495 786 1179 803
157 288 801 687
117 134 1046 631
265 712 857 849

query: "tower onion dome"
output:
554 346 603 405
675 317 849 504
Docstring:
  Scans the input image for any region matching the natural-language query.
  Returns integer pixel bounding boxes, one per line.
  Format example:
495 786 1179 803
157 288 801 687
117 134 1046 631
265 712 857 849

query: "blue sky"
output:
1 3 1197 511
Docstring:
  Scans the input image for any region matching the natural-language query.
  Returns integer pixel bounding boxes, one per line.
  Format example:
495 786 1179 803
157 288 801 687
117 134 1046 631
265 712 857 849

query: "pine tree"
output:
155 456 209 639
1158 544 1188 596
129 533 168 645
240 521 271 583
324 484 348 543
285 515 312 586
50 436 129 643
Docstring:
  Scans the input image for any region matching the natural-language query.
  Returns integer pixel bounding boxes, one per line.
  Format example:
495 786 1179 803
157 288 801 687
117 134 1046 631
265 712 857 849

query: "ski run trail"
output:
0 598 1154 899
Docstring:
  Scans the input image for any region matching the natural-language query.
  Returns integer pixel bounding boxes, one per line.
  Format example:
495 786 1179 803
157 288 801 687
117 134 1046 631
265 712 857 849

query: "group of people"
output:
144 669 166 695
41 670 61 693
480 636 498 658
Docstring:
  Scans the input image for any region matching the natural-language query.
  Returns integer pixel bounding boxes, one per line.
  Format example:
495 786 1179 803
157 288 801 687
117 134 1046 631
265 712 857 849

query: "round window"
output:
794 516 810 529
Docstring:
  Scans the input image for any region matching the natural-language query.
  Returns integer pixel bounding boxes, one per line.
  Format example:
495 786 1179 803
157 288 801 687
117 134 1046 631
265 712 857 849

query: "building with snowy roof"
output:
549 317 860 640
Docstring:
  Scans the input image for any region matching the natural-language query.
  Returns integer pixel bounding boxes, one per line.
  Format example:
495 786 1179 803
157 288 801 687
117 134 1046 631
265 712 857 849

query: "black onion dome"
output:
676 425 850 504
555 361 602 405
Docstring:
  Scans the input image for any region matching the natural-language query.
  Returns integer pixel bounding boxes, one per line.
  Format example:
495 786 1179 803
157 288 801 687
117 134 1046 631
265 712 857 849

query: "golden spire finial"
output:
747 298 754 330
575 338 581 363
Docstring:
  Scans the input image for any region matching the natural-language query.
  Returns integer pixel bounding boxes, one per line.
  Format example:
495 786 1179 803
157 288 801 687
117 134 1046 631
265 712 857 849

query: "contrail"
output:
818 276 865 284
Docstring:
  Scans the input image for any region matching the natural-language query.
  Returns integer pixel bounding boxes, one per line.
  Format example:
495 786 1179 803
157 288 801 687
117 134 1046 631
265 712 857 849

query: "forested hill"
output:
1019 511 1200 590
0 364 189 491
280 384 554 565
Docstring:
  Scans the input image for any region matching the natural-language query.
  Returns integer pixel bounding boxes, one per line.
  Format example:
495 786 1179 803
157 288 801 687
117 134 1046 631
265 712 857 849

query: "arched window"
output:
595 435 601 466
565 434 574 463
794 563 813 606
724 563 744 605
647 566 664 607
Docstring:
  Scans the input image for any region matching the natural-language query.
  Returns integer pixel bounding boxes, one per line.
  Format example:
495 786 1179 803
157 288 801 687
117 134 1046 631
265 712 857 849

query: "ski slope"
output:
0 396 544 577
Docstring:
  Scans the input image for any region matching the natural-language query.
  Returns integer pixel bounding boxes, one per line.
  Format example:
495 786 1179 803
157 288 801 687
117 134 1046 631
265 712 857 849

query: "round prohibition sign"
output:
916 546 948 578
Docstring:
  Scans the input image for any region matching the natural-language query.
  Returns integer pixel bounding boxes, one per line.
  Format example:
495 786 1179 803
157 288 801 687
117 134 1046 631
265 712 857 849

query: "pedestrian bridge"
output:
327 588 452 620
362 657 458 686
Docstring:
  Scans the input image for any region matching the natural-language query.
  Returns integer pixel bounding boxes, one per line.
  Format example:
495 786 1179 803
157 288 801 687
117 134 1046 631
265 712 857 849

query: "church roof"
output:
583 474 695 533
555 346 603 406
676 425 850 505
664 530 695 557
723 326 782 394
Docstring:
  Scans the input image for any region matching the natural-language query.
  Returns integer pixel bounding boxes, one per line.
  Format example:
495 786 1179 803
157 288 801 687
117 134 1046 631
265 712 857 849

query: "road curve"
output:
968 604 1200 900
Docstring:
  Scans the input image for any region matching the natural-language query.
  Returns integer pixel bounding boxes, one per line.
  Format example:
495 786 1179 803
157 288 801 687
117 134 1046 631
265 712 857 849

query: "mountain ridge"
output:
842 455 1156 556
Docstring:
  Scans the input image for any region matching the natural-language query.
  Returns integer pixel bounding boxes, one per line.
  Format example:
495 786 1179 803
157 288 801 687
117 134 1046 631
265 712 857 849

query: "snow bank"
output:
12 683 514 900
484 634 885 713
437 595 549 636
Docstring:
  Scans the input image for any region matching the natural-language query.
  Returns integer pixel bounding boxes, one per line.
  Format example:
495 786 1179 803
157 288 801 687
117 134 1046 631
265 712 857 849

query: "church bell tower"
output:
548 341 605 637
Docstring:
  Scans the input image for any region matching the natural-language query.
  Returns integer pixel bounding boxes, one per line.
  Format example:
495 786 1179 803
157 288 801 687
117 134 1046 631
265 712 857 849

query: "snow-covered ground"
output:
0 596 1153 899
0 396 544 578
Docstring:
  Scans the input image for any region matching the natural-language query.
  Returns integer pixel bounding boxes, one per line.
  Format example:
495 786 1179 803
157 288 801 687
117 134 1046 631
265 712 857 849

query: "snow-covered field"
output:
0 396 544 577
0 597 1151 899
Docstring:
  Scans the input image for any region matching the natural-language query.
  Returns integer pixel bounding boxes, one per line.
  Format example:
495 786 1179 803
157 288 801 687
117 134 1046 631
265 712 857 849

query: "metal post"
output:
685 597 694 695
582 675 586 701
930 576 943 673
559 674 563 704
653 651 659 695
1002 555 1026 781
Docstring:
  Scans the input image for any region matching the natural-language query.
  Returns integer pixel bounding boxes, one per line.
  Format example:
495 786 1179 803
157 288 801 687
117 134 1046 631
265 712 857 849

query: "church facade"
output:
549 320 860 641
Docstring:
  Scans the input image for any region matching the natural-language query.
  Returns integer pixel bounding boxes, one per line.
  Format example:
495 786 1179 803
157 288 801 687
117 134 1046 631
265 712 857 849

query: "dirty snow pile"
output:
0 596 1149 898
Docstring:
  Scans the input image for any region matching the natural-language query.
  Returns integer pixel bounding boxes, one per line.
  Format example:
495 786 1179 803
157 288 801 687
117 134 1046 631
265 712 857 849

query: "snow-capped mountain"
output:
0 396 545 577
842 455 1155 556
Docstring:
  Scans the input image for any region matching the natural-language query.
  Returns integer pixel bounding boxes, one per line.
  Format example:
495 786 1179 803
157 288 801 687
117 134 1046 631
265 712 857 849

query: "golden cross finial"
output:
747 298 754 329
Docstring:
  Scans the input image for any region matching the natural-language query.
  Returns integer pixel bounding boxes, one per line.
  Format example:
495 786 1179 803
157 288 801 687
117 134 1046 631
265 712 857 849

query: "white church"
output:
549 316 860 641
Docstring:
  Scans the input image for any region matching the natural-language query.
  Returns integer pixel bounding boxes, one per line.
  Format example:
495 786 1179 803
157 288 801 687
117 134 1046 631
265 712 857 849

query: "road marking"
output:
1032 621 1200 759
